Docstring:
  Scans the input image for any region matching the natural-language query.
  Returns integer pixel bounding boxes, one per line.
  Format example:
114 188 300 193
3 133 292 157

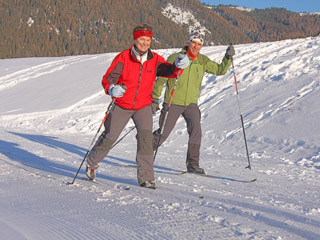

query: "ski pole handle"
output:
119 83 127 90
107 83 126 111
229 42 233 60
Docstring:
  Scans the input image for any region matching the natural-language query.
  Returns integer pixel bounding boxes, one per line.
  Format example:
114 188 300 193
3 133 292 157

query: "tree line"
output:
1 0 319 59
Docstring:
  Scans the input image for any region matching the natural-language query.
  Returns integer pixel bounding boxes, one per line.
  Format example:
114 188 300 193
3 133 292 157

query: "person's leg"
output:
152 104 184 150
182 104 204 173
87 105 132 170
132 105 155 186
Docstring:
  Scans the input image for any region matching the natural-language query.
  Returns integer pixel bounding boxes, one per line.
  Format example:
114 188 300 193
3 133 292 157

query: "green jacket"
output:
152 47 232 106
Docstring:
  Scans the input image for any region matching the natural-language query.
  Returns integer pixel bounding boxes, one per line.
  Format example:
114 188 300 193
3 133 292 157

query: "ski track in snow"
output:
0 36 320 239
0 55 88 91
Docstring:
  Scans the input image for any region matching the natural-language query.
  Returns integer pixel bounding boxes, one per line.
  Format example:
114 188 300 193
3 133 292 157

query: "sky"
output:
200 0 320 13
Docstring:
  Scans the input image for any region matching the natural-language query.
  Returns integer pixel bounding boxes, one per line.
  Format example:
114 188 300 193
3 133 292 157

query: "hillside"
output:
1 0 320 58
0 36 320 239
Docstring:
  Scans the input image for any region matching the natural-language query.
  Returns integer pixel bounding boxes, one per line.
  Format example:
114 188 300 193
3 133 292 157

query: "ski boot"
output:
140 180 157 189
86 165 96 181
187 165 205 174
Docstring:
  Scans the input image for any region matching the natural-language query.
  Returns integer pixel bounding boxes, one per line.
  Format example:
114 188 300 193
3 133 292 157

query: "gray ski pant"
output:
87 104 154 184
152 103 202 168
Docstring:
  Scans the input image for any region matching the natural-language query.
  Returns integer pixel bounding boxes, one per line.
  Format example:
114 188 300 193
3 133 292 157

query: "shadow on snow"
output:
1 131 181 185
0 132 134 186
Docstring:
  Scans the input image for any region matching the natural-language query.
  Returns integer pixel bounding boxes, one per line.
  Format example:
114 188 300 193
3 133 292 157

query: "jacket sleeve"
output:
152 53 178 99
155 53 182 78
102 53 124 94
152 76 169 100
204 55 232 75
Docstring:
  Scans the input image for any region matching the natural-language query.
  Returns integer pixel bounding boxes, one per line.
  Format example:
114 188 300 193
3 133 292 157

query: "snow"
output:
299 12 320 16
232 7 254 12
27 17 34 27
0 36 320 239
162 3 210 35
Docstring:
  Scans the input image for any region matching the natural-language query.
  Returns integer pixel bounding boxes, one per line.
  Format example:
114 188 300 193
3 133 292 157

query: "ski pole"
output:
111 116 159 150
153 68 181 162
67 84 126 185
230 51 252 170
110 126 136 150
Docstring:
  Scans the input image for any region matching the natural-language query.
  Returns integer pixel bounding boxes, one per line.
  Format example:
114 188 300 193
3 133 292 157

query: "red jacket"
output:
102 45 180 110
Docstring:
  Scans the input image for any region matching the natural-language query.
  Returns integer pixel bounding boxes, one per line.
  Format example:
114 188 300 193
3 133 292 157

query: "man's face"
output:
134 36 151 53
188 40 202 56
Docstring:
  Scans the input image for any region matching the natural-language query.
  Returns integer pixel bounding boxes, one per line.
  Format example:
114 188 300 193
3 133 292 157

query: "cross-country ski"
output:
180 171 257 183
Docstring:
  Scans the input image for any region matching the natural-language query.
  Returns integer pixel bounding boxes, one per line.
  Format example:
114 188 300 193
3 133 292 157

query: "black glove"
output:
225 45 235 59
151 98 160 114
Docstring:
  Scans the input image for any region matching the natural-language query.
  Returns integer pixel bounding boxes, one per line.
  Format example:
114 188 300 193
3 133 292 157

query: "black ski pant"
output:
153 103 202 168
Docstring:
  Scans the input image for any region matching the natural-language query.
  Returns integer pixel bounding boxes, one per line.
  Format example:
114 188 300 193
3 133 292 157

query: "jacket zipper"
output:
132 64 142 110
184 64 193 105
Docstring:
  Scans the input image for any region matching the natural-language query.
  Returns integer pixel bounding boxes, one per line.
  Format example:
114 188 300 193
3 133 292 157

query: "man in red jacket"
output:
86 23 190 189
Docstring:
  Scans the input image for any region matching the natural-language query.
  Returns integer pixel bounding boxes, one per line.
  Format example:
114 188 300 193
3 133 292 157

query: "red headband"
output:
133 30 153 40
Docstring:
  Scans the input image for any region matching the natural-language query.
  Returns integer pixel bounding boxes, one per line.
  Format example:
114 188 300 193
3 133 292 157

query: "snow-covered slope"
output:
0 36 320 239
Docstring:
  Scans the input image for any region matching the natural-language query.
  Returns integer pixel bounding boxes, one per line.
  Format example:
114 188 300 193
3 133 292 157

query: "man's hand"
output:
151 98 160 114
175 54 190 69
225 45 235 59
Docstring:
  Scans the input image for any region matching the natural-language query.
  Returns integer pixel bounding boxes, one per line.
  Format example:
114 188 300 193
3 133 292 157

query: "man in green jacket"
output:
152 31 235 174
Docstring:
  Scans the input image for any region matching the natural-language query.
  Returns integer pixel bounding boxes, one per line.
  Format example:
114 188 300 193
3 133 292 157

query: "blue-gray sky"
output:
200 0 320 13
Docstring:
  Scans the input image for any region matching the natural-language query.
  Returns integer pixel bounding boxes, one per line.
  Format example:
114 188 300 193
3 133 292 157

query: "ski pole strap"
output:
174 69 181 89
107 98 116 112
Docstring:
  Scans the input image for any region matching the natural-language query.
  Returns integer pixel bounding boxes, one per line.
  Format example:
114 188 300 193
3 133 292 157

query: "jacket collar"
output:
183 46 198 60
130 45 154 63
